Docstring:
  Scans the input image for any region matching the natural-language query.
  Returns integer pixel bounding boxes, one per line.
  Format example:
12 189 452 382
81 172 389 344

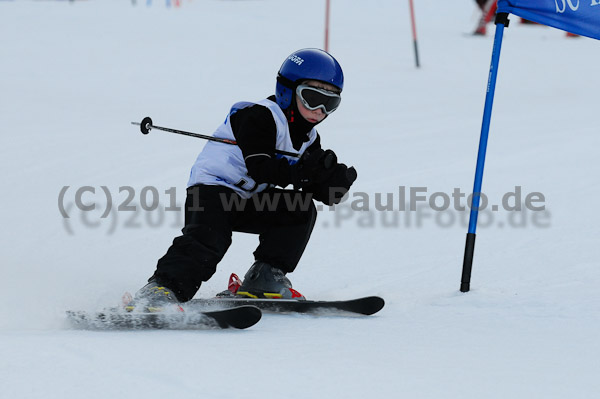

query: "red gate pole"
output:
408 0 420 68
324 0 331 52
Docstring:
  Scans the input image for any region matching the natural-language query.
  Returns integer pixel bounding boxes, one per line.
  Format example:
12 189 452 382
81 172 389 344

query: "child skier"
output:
131 48 357 310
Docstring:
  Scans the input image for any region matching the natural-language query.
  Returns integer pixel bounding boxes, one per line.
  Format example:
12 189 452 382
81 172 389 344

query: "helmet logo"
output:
288 54 304 66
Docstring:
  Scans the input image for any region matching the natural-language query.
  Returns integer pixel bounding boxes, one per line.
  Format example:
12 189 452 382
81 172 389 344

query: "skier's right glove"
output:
290 148 338 190
306 163 357 206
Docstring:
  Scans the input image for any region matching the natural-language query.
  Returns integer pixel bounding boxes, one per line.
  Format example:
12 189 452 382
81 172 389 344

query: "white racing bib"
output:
187 98 317 198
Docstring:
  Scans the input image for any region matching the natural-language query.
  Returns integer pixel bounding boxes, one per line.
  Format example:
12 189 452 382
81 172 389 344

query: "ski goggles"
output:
295 84 342 115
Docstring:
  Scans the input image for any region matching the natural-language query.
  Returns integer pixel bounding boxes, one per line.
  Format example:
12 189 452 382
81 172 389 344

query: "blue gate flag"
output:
497 0 600 40
461 2 599 292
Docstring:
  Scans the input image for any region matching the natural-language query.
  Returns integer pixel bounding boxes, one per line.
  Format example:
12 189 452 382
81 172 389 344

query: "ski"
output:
66 305 262 330
189 296 385 316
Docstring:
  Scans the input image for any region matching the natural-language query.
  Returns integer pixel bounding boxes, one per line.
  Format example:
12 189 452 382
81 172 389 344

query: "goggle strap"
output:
276 74 296 89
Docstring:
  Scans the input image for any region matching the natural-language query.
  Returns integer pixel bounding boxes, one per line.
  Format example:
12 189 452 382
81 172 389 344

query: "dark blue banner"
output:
497 0 600 39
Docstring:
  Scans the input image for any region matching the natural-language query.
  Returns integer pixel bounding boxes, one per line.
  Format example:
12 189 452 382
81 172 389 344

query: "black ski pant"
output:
151 185 317 302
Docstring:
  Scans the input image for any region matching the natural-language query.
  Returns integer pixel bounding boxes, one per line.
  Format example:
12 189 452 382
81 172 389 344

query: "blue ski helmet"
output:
276 48 344 110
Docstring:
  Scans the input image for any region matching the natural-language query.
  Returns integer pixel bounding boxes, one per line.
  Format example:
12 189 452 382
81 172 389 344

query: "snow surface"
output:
1 0 599 398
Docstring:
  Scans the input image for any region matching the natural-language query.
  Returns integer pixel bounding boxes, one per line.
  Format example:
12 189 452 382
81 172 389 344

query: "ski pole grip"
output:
322 150 337 169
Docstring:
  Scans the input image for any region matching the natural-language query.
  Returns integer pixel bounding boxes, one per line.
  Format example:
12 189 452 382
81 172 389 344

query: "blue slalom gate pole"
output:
460 13 510 293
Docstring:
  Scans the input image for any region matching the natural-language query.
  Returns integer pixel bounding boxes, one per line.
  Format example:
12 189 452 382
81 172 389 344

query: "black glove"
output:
307 163 357 206
290 149 338 189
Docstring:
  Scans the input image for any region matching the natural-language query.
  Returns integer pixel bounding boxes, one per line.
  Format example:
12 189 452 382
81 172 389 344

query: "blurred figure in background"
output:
472 0 579 37
473 0 497 36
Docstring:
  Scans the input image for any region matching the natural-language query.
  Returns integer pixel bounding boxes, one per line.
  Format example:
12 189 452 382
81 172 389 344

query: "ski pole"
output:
132 116 300 158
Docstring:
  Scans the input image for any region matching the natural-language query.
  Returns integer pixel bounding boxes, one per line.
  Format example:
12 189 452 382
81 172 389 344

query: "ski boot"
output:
236 261 305 300
125 280 183 313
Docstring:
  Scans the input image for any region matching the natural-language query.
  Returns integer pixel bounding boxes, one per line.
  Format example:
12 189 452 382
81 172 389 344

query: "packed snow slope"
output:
1 1 599 398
